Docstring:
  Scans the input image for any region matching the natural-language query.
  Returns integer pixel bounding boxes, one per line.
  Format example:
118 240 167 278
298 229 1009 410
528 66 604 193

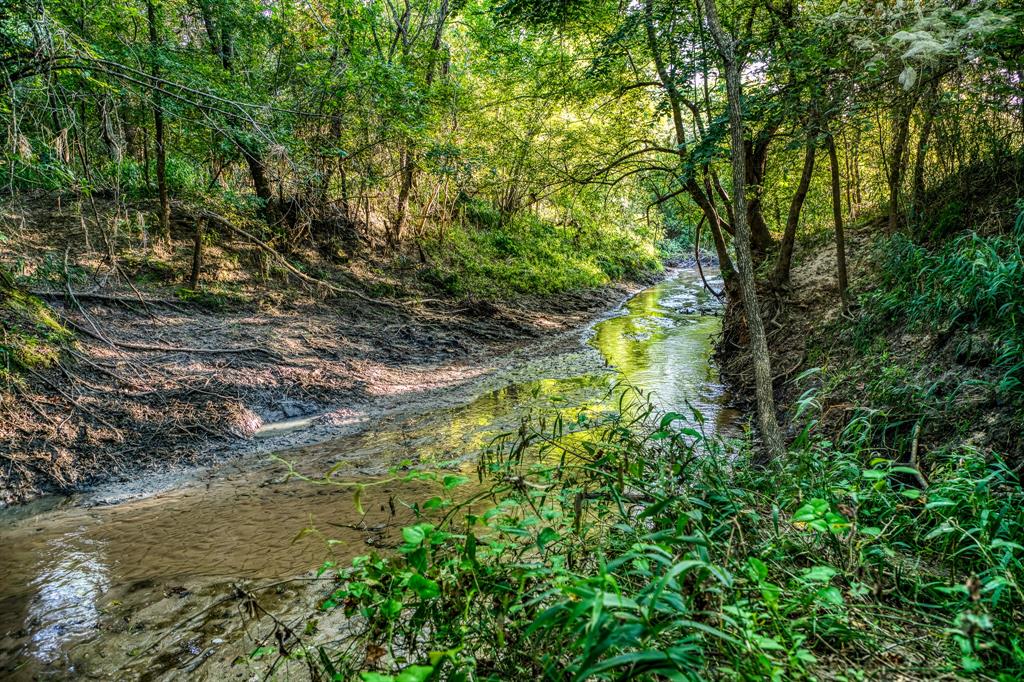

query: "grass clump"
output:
277 387 1023 681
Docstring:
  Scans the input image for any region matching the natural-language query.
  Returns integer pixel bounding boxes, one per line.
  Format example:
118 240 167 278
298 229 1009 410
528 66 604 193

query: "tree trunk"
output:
392 148 415 246
240 143 280 229
771 136 816 289
911 83 939 218
826 131 849 309
390 0 449 247
888 95 919 231
745 136 776 256
196 0 222 59
190 217 205 289
703 0 784 460
146 0 170 241
220 26 234 71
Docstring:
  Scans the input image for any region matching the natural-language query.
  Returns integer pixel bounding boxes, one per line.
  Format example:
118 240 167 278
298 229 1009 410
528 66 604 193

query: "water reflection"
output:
26 532 109 665
593 270 734 430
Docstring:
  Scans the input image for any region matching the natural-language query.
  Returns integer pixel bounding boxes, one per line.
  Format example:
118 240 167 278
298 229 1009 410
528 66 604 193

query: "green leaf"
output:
360 674 394 682
402 524 433 547
537 526 559 548
752 634 786 651
792 498 829 522
659 412 683 429
408 574 441 600
381 599 403 619
395 665 434 682
442 474 470 489
824 512 850 532
801 566 837 583
760 582 781 608
600 593 640 610
250 645 276 660
817 586 845 605
747 557 768 583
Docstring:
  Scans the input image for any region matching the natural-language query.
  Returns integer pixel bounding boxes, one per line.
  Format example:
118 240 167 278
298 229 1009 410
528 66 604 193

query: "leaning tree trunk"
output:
146 0 170 242
771 135 816 289
887 94 919 232
825 131 849 310
703 0 785 460
240 143 280 229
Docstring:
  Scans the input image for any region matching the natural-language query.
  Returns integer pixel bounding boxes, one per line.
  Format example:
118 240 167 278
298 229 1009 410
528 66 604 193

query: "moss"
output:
0 271 70 374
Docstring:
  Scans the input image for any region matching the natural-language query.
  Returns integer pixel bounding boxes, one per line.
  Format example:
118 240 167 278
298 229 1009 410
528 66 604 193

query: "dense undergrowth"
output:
803 202 1024 470
288 385 1023 681
856 209 1024 408
420 200 661 298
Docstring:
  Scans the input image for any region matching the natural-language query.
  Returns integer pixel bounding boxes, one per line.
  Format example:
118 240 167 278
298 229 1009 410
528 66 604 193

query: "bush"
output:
422 205 660 299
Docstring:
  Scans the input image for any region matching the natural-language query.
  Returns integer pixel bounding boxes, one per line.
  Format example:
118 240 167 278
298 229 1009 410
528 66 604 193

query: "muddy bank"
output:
715 230 870 410
1 269 665 505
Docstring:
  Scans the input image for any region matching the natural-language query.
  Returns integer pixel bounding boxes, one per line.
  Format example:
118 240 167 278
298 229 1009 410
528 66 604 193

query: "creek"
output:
0 269 738 679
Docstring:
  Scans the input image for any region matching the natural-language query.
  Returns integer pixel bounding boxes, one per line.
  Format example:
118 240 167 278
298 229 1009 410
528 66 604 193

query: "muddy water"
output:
0 269 738 679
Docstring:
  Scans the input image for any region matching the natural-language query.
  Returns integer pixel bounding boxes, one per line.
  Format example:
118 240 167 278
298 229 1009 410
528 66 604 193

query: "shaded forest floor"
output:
0 195 660 505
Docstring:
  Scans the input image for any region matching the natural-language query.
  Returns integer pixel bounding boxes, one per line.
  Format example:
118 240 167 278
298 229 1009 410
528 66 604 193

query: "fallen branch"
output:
31 288 184 307
62 317 281 359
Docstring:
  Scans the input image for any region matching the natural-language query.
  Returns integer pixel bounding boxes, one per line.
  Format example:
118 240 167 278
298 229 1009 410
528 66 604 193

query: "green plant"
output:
266 386 1024 680
855 212 1024 407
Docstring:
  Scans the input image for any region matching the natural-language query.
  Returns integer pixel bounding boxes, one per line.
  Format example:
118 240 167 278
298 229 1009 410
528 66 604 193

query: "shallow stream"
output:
0 269 738 679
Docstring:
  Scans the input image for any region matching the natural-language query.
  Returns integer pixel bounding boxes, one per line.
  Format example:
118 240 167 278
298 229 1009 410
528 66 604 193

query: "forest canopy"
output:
2 0 1021 259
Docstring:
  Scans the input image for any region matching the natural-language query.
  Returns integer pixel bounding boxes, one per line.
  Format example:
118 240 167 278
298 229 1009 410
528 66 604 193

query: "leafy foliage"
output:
294 388 1023 680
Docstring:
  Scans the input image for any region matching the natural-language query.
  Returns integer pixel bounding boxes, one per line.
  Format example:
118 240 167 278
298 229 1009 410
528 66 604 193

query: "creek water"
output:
0 269 739 679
